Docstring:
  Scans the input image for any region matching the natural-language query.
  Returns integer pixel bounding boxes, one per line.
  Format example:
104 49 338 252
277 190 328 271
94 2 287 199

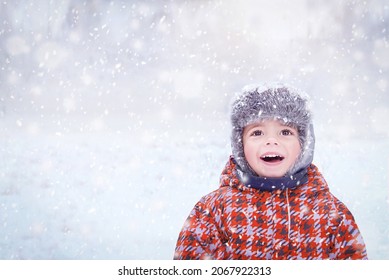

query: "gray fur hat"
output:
230 83 315 176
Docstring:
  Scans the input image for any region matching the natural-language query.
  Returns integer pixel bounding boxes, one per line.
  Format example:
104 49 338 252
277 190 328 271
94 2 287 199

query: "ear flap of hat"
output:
290 122 315 174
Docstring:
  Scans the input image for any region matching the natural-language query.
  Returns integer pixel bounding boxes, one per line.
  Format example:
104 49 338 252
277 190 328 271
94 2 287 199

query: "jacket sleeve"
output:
173 196 230 260
331 201 368 259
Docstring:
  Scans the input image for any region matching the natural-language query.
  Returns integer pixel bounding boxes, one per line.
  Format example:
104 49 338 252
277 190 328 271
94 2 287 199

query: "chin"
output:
258 169 287 178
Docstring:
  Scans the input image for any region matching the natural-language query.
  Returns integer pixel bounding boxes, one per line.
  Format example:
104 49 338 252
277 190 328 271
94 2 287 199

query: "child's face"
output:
242 119 301 177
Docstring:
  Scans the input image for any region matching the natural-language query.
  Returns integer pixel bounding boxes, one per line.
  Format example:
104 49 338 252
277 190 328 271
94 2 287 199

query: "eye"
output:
250 129 263 136
280 129 294 136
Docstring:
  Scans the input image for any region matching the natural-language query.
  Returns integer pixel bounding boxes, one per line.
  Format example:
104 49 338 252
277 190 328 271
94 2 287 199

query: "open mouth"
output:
260 154 285 163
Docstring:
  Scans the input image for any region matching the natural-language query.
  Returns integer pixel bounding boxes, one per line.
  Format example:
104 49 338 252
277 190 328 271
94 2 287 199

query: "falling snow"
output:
0 0 388 259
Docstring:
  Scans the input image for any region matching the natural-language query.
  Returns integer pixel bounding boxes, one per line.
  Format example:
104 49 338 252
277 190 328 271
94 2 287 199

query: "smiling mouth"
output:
260 154 285 163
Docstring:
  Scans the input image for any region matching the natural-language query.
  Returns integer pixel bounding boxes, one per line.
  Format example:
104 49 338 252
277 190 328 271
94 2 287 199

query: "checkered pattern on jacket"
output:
174 157 367 260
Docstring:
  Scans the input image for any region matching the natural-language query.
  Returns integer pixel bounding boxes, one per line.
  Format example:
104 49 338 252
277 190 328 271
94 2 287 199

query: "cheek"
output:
291 143 302 159
243 142 257 160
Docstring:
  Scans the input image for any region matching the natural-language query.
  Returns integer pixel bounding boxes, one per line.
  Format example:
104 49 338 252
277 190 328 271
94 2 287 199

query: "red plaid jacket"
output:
174 157 367 260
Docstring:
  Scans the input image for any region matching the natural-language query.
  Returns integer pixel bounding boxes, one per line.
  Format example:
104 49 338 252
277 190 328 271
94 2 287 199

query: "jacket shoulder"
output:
194 185 238 211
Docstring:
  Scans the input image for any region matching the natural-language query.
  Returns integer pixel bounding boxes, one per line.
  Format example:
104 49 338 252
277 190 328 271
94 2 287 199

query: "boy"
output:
174 84 367 260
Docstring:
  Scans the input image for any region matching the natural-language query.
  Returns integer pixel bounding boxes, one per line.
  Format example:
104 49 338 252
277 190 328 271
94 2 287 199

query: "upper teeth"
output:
263 155 279 158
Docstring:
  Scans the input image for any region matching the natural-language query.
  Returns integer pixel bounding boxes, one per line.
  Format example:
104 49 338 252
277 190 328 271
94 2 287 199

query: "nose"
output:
266 136 278 145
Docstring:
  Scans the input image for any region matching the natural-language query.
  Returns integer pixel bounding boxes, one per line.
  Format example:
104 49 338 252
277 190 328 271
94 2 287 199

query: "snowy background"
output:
0 0 388 259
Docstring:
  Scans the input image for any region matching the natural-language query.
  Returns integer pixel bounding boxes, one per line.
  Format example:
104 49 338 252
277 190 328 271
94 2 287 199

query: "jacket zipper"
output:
285 188 291 240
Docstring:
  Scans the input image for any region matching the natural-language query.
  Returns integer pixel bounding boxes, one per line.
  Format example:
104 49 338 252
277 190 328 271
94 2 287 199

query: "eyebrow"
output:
244 122 297 131
243 123 259 131
243 123 265 134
